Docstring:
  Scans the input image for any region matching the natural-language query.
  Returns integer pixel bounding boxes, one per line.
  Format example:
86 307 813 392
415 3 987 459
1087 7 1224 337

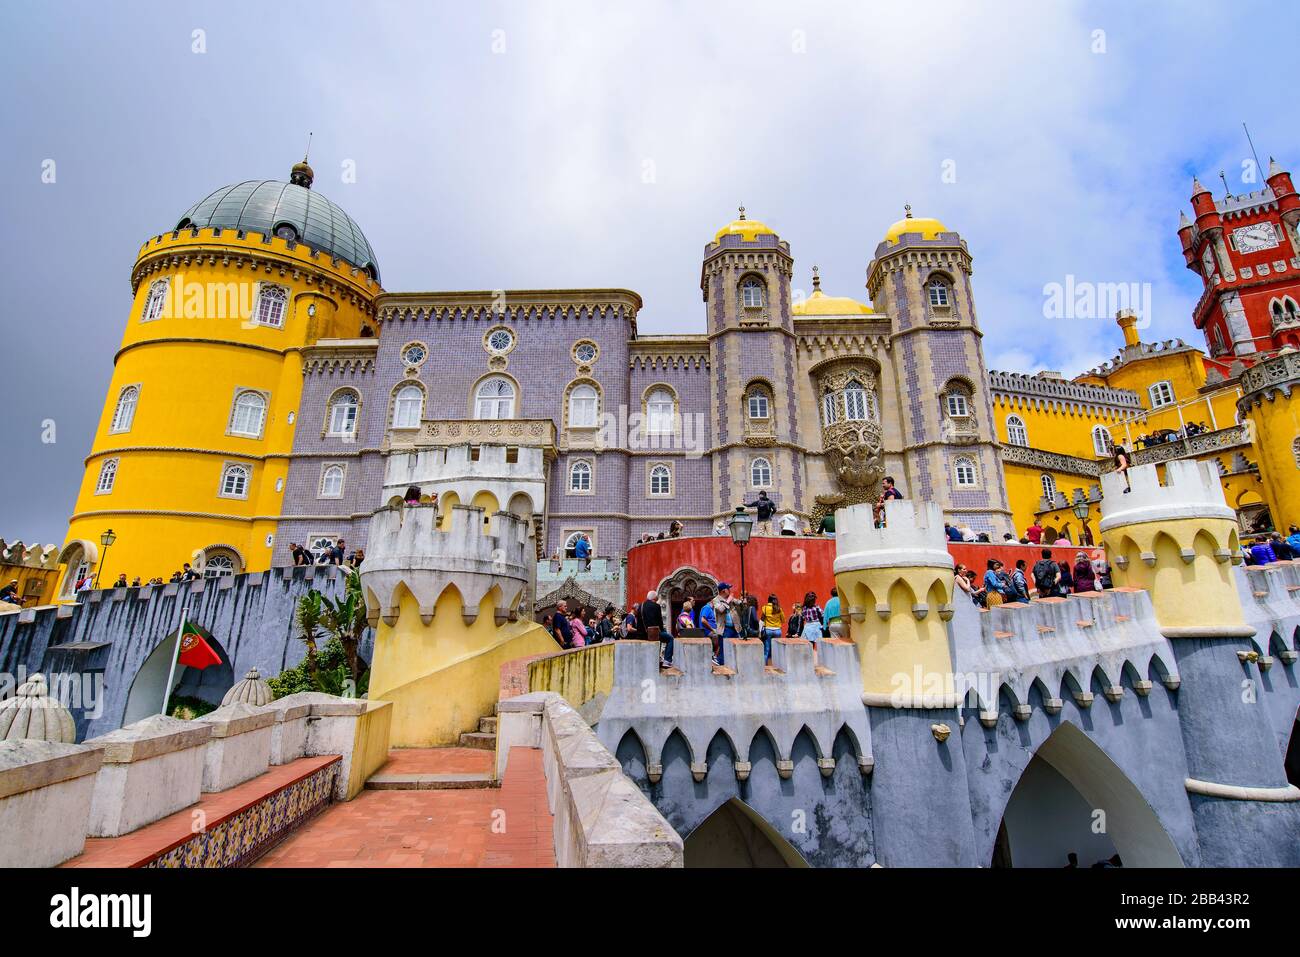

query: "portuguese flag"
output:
177 621 221 670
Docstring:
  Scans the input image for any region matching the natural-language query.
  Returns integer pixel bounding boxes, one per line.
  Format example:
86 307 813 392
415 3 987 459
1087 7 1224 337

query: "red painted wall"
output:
626 535 1101 605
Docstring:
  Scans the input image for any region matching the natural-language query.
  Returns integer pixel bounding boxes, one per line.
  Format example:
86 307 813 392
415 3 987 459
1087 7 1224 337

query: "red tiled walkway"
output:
377 747 492 775
255 748 554 868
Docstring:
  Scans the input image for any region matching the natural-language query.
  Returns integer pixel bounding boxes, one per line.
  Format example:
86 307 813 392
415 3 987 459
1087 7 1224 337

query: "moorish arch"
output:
654 565 719 624
121 621 234 726
989 721 1183 868
683 798 810 868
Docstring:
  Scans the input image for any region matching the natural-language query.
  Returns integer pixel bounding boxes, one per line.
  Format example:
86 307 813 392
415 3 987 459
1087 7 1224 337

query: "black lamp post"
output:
727 507 754 602
1071 494 1092 546
94 528 117 589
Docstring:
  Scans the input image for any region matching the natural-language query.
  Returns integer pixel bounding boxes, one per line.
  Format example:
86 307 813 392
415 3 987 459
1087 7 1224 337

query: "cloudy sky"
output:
1 0 1297 544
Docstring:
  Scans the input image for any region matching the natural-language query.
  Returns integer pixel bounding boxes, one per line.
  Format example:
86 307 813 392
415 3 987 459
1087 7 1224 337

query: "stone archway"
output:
992 722 1183 868
683 798 810 868
655 565 718 628
121 622 234 725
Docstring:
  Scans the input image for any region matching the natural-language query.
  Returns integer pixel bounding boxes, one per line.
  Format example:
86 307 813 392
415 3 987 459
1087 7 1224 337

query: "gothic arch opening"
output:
1285 705 1300 790
991 721 1183 868
683 798 809 868
656 565 718 626
122 622 233 726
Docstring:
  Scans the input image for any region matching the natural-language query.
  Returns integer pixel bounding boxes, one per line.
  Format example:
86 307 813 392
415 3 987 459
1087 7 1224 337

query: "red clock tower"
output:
1178 158 1300 366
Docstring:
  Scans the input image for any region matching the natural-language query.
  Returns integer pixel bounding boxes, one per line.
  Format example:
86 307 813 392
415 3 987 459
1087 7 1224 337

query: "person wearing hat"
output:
706 583 732 666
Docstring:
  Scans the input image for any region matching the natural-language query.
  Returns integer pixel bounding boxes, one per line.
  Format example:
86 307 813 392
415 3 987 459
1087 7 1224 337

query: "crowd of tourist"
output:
1242 526 1300 565
1133 422 1212 448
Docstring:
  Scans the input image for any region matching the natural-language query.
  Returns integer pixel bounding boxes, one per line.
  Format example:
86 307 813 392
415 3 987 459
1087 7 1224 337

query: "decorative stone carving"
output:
221 667 274 707
0 674 76 743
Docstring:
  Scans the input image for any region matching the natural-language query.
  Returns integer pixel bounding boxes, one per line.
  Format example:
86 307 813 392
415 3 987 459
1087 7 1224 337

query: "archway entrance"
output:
1285 706 1300 789
991 722 1183 868
683 798 809 868
656 566 718 628
121 622 233 726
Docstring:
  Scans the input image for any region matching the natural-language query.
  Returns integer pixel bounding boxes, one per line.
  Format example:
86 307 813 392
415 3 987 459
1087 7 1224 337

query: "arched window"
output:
142 279 169 322
563 531 592 558
747 388 770 419
569 383 598 428
111 385 139 433
1148 381 1175 409
1005 414 1028 447
202 552 237 579
219 464 250 499
1091 425 1113 457
843 380 868 421
741 278 765 308
646 388 676 434
475 377 515 420
327 390 359 437
1210 325 1226 355
253 284 288 328
229 390 267 438
569 460 592 492
821 391 840 425
95 458 118 495
751 457 772 488
649 464 672 496
954 456 978 487
927 278 950 307
1040 473 1058 502
320 464 345 498
391 385 423 428
945 387 971 418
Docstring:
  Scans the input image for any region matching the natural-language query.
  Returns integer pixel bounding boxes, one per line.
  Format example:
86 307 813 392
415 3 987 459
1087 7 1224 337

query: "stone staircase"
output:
459 711 497 750
363 707 500 791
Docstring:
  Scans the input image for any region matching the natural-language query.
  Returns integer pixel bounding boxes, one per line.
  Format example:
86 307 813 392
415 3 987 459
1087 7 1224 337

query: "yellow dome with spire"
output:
884 205 949 244
713 205 776 243
791 268 874 316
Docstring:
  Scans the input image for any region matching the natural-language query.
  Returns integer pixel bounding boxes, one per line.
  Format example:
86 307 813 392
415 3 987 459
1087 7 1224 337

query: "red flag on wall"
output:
177 621 221 670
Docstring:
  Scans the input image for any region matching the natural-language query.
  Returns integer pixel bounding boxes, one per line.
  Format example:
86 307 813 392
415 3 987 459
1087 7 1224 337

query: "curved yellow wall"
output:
63 228 379 587
1244 389 1300 528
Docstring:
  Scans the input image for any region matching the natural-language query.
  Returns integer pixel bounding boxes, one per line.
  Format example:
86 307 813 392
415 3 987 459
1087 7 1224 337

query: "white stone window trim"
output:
391 382 425 430
1005 413 1028 447
1040 472 1058 502
644 385 678 436
400 340 430 368
1091 425 1113 457
648 461 673 498
252 282 290 329
325 388 361 438
94 457 119 495
566 380 601 430
1148 381 1175 409
474 374 518 420
110 383 141 434
141 278 170 322
319 462 347 499
483 325 517 356
227 388 270 440
218 461 253 500
562 529 597 559
740 276 766 309
572 340 599 365
954 456 979 488
750 456 773 489
568 458 594 495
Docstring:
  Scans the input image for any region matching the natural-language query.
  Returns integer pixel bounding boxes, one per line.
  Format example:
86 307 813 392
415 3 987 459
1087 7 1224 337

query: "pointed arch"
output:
683 798 810 868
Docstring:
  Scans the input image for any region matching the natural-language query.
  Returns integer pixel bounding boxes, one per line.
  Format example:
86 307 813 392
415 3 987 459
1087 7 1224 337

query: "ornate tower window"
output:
1005 414 1028 447
945 389 970 418
200 546 243 578
648 463 672 497
475 376 516 419
110 385 139 434
747 387 770 420
228 389 268 439
567 383 599 428
391 384 424 428
750 457 772 488
821 392 840 426
327 389 360 437
141 279 169 322
1091 425 1113 457
219 463 251 499
927 278 950 307
1040 473 1058 502
319 464 345 498
484 327 516 356
741 278 765 308
568 459 592 493
95 458 118 495
816 363 885 492
645 387 677 435
954 456 978 487
253 284 289 328
1148 381 1175 409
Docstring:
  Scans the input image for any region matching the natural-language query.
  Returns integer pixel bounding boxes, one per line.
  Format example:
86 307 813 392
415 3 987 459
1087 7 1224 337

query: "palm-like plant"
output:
294 589 324 685
319 569 368 693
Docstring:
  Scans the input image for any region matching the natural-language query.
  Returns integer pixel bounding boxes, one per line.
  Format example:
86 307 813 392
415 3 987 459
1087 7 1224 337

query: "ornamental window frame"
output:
94 458 119 495
927 277 951 308
572 340 599 365
483 325 517 356
562 529 596 559
643 385 678 436
252 282 289 329
218 461 252 500
319 462 346 499
1091 425 1113 457
565 379 601 430
750 456 773 489
740 276 766 309
110 384 141 434
1005 413 1028 447
141 279 169 322
568 458 594 495
391 383 425 429
1040 472 1058 502
325 388 361 438
400 341 429 368
954 456 979 488
473 374 518 420
648 461 673 498
227 388 270 439
1148 381 1175 409
747 387 771 420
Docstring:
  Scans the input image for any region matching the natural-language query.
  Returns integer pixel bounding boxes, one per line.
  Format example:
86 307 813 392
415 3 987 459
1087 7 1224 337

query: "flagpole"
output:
160 592 190 717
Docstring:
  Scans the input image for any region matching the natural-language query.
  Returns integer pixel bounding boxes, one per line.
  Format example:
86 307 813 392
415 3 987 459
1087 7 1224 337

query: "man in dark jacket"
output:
1032 549 1061 598
552 599 574 648
639 590 670 667
744 492 778 535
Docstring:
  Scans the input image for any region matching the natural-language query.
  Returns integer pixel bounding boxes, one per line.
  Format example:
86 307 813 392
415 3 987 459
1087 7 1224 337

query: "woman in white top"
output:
780 512 799 536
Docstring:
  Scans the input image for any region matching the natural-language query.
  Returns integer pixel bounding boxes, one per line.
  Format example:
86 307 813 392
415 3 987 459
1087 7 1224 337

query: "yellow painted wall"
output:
527 642 615 713
345 700 393 800
367 585 558 747
1244 390 1300 531
63 227 378 589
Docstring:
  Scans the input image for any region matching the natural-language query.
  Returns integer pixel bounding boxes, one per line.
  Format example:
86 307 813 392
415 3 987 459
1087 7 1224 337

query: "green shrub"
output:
267 636 369 699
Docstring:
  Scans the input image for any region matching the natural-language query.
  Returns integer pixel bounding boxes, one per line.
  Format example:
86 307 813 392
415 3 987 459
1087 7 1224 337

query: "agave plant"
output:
294 589 325 685
319 568 368 692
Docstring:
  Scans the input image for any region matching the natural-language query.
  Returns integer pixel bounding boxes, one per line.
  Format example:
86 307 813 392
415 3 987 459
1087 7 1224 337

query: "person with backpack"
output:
983 560 1011 607
744 492 778 535
1032 548 1061 598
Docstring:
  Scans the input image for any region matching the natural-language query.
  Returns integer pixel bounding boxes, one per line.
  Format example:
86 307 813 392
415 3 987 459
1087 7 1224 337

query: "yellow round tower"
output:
59 162 381 594
1237 350 1300 529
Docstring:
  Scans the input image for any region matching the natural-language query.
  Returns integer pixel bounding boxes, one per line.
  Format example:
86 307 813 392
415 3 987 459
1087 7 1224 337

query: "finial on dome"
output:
290 133 315 189
738 205 746 221
812 265 821 292
904 204 913 219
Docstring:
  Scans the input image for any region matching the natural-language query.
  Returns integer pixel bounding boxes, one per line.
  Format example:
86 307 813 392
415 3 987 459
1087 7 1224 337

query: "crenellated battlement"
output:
833 500 953 574
597 637 873 782
1099 460 1236 532
359 503 531 626
0 540 61 570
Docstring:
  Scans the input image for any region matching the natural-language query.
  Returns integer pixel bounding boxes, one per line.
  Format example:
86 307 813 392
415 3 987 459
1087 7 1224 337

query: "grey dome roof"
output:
176 176 380 281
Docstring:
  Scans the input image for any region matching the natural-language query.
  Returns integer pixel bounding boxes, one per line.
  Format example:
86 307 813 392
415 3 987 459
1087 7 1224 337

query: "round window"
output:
487 329 514 354
402 343 427 366
574 341 597 364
